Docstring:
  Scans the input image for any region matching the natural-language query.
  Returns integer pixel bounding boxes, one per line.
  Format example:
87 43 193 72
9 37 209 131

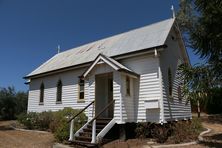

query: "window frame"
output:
178 86 182 101
39 82 44 105
125 76 131 96
168 67 173 98
78 78 85 101
56 79 62 103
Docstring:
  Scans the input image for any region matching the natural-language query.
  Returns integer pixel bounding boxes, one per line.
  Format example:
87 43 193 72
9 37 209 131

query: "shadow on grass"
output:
205 133 222 141
201 114 222 124
0 125 14 131
199 141 222 148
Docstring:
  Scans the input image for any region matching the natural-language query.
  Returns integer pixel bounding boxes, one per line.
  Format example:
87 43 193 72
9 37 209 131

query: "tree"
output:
177 0 222 116
0 86 28 120
0 87 17 120
15 91 28 114
177 0 222 83
178 64 211 117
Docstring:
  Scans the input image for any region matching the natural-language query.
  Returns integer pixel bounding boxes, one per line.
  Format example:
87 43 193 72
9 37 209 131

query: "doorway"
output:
95 73 113 118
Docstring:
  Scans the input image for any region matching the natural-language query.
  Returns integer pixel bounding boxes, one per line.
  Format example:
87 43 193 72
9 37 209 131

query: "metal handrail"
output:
68 100 95 123
89 100 115 124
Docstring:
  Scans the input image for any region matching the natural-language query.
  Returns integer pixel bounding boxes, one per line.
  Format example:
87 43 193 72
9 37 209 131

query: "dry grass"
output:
0 120 54 148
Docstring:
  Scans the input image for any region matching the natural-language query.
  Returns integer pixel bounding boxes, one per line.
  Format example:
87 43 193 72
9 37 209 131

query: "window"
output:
126 76 130 96
168 67 173 97
78 78 84 100
39 82 44 104
178 86 182 100
56 80 62 103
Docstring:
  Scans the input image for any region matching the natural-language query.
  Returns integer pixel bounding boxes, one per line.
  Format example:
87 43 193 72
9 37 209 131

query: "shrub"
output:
135 122 154 139
37 111 54 130
50 107 87 142
17 112 39 129
167 118 203 144
151 124 172 143
17 107 87 142
135 118 203 144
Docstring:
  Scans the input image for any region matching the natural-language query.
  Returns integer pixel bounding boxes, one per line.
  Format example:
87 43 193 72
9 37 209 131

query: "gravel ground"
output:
0 121 54 148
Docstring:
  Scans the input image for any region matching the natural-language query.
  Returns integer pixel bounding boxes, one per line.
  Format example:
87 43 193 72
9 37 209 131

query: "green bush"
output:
17 112 39 129
37 111 54 130
17 107 87 142
0 87 28 120
50 107 87 142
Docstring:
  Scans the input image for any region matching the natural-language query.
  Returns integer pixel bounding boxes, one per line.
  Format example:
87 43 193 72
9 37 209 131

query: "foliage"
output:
0 86 27 120
177 0 222 83
135 122 154 139
151 124 172 143
178 63 222 115
178 64 211 100
17 112 38 129
135 122 172 143
168 117 203 144
50 107 87 142
135 118 203 144
204 88 222 114
15 91 28 114
17 107 87 142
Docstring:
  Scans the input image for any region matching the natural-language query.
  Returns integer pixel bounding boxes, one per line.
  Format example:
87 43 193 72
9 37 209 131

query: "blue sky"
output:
0 0 200 91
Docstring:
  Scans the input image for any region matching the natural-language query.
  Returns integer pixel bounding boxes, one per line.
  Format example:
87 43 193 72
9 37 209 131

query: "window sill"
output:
39 102 44 105
77 99 85 103
56 101 62 104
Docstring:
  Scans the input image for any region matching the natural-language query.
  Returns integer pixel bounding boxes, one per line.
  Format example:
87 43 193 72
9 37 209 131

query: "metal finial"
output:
57 45 60 54
171 5 175 18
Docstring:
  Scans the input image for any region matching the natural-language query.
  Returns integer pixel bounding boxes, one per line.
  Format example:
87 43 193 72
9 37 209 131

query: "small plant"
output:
17 107 87 142
135 122 154 139
151 124 172 143
17 112 39 129
135 118 203 144
167 118 203 144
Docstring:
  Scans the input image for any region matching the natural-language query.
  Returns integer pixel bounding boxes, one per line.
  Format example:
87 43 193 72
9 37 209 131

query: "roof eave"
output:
24 44 167 80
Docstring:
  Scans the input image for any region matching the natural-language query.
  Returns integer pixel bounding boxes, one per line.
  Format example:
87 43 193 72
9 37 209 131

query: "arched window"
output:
78 78 84 100
178 86 182 100
39 82 44 104
168 67 173 97
126 76 131 96
56 80 62 103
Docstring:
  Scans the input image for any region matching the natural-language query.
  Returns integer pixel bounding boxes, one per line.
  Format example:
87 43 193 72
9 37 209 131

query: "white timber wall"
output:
160 29 192 122
27 68 89 113
120 74 135 122
120 54 162 123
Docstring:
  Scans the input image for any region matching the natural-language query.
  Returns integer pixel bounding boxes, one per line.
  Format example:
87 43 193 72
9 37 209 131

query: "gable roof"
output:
26 18 175 78
82 54 139 78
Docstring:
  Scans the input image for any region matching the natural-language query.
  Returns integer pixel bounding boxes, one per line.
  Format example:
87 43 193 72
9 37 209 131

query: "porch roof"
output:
82 54 139 78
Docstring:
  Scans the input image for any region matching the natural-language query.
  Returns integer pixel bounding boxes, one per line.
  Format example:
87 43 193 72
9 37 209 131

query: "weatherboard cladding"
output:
27 18 174 77
160 29 191 121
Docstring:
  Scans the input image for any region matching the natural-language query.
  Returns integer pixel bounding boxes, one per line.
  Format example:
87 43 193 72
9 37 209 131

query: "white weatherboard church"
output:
25 18 191 144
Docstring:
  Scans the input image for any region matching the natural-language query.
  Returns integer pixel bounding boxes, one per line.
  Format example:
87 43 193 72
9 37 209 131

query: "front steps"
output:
70 118 113 147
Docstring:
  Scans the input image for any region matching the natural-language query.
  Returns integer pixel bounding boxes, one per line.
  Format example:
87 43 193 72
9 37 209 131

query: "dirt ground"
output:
0 120 54 148
103 114 222 148
0 114 222 148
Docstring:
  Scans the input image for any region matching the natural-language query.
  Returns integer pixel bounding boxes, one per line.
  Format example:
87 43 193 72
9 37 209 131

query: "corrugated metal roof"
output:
27 18 175 77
